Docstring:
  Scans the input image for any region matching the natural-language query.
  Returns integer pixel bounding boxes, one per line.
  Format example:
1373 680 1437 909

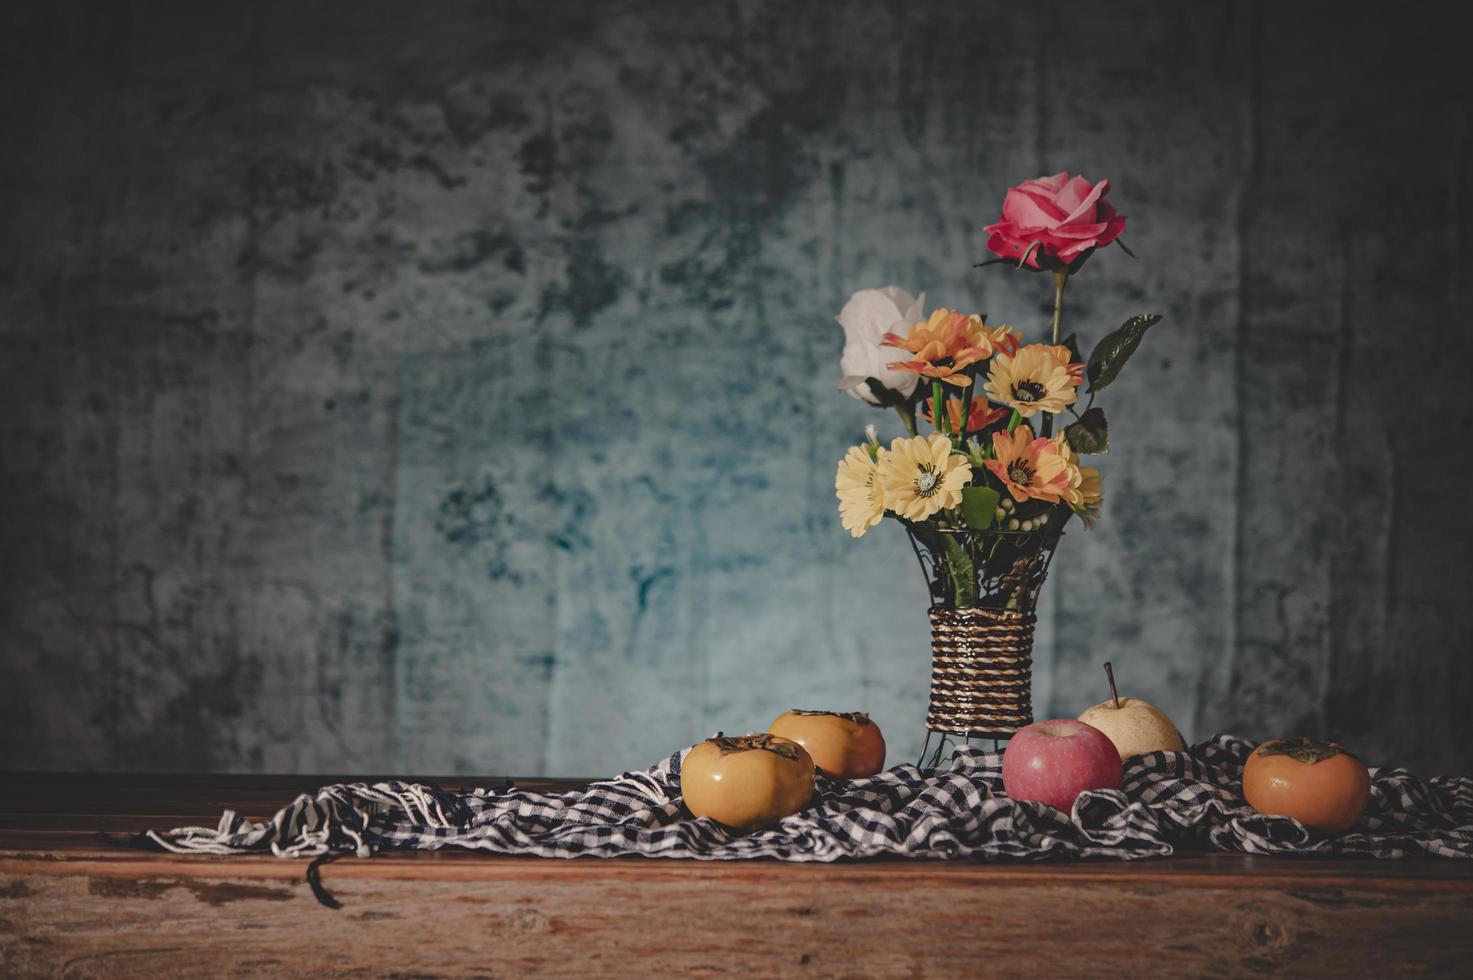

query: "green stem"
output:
1042 270 1069 439
1050 268 1068 346
1006 408 1021 434
931 380 947 437
895 404 918 437
958 371 974 450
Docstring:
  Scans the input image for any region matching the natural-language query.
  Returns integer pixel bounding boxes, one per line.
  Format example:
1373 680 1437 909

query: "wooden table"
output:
3 773 1472 977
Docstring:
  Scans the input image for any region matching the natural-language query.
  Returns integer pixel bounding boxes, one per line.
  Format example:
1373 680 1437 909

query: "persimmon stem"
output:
1104 661 1120 709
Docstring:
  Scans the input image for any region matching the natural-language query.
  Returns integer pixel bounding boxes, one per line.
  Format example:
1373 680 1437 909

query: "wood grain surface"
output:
4 774 1473 977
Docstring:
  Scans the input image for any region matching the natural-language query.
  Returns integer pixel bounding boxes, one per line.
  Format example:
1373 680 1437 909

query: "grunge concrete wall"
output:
2 1 1469 776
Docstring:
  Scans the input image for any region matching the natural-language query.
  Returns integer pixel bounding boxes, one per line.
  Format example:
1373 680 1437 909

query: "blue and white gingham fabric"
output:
147 735 1473 865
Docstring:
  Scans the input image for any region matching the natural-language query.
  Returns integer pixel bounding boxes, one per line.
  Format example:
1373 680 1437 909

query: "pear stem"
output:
1103 661 1120 709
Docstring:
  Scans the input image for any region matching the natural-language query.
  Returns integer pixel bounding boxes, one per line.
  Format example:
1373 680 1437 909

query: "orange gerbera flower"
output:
883 309 1018 387
984 427 1074 504
921 397 1010 434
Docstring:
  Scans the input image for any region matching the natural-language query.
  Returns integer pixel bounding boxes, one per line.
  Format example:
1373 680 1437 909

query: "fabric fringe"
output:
128 738 1473 910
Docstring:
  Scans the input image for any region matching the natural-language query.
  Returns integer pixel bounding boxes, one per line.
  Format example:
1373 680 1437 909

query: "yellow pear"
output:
1076 662 1186 761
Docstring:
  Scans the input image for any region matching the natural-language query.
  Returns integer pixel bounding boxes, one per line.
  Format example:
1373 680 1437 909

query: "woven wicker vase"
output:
904 523 1062 743
926 606 1037 738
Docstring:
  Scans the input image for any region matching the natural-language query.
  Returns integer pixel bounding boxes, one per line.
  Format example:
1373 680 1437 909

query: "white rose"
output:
836 286 924 405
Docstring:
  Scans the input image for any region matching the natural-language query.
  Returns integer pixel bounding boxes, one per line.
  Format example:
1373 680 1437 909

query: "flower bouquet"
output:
834 172 1160 747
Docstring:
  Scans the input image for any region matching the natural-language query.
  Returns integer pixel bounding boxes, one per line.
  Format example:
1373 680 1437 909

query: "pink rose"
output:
983 172 1127 271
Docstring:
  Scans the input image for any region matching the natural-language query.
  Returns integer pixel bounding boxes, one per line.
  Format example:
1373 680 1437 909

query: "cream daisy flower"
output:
835 445 887 538
983 343 1083 417
876 433 971 522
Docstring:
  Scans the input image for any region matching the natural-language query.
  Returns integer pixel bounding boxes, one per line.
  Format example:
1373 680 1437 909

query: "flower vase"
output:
903 522 1062 762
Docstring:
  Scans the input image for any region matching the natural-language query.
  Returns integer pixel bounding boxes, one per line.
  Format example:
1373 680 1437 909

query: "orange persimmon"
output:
681 734 815 831
768 709 886 779
1242 736 1371 834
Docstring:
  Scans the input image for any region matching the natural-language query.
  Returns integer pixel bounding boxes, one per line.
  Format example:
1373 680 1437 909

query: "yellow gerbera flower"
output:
835 445 887 538
1078 466 1102 506
984 427 1073 504
883 309 1018 387
1049 433 1103 525
877 433 972 521
1052 432 1086 507
983 343 1083 416
1077 466 1103 526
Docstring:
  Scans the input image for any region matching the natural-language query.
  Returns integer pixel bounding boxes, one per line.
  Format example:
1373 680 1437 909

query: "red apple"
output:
1001 718 1123 812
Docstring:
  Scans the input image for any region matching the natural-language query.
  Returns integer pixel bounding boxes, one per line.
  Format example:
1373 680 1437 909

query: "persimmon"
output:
769 709 887 779
681 734 815 831
1242 736 1371 834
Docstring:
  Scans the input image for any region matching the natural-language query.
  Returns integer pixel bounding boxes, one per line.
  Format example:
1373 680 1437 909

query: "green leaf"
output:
863 378 904 406
942 536 975 608
1087 314 1163 392
960 486 1000 530
1064 407 1109 454
838 376 907 407
1059 332 1085 367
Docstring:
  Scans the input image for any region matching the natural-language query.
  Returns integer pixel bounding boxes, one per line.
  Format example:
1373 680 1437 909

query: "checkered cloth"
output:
145 735 1473 880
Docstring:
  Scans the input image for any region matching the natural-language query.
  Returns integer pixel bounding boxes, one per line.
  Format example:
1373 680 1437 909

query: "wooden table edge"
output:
5 849 1472 893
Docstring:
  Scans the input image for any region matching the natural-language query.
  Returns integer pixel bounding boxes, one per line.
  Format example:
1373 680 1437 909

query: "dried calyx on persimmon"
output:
1243 736 1371 835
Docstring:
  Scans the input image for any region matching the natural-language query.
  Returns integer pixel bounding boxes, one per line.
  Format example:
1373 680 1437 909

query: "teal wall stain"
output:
2 1 1470 776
